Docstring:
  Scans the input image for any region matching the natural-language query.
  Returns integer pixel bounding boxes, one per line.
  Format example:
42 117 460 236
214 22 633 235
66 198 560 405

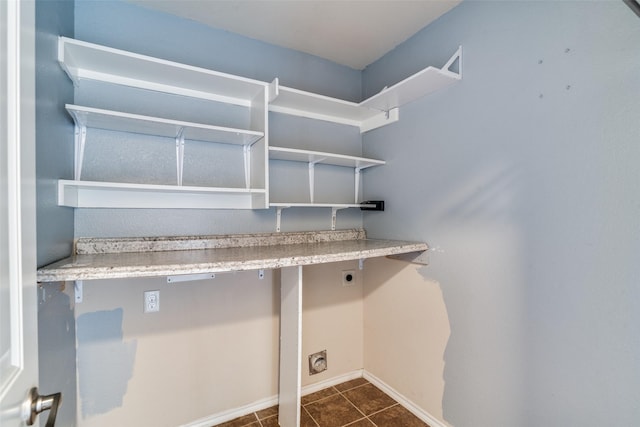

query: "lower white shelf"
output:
58 180 267 209
269 202 368 209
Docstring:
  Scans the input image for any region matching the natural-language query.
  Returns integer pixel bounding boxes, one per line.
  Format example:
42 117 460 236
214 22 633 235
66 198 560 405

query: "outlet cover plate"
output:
144 290 160 313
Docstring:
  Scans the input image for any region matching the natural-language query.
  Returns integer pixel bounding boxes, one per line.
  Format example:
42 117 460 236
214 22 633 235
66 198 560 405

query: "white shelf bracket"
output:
243 145 252 189
442 45 463 79
354 167 363 204
175 128 185 186
308 159 323 203
276 206 289 232
258 269 265 280
331 207 347 231
74 125 87 180
268 78 280 103
74 280 83 303
358 259 364 270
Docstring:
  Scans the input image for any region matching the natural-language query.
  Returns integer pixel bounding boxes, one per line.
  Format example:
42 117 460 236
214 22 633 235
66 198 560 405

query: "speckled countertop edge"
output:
75 229 367 254
39 230 428 282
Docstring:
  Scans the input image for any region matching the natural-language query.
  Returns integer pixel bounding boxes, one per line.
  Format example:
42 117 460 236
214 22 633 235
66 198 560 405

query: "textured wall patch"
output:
76 308 137 418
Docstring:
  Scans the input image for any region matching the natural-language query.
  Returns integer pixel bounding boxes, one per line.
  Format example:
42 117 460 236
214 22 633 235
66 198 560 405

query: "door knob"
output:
25 387 61 427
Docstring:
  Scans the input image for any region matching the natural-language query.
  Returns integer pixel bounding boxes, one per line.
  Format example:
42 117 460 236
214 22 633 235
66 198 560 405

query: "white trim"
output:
301 369 364 396
179 393 279 427
181 369 450 427
363 370 449 427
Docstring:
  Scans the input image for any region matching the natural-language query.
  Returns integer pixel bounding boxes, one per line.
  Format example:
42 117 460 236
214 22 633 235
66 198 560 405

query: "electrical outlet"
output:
342 270 356 286
144 290 160 313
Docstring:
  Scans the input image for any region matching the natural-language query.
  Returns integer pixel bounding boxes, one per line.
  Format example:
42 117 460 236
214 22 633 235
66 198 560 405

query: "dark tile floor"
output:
213 378 430 427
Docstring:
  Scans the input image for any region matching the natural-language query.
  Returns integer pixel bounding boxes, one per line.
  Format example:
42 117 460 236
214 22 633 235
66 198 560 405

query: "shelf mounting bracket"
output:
354 167 363 204
442 45 463 79
308 159 324 203
276 206 290 233
331 206 347 231
175 128 185 186
74 280 83 303
74 125 87 180
243 145 252 189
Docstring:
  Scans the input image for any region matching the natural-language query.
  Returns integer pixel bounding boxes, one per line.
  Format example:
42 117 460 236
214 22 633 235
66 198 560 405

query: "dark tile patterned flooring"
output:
213 378 430 427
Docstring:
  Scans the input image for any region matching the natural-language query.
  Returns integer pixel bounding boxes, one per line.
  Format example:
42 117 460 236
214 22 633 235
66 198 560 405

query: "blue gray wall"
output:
36 0 74 267
35 2 77 426
363 2 640 426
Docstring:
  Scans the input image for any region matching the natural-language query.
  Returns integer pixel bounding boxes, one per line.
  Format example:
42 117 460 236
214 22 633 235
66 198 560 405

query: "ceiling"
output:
128 0 462 70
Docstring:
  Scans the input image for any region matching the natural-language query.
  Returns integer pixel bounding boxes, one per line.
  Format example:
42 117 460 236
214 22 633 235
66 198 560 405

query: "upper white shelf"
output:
58 37 268 107
269 84 398 133
269 146 385 169
66 104 264 146
360 64 461 111
269 46 462 133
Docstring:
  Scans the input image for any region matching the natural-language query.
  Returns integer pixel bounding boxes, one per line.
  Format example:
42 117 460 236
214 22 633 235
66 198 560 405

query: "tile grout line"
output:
337 381 400 427
301 405 320 427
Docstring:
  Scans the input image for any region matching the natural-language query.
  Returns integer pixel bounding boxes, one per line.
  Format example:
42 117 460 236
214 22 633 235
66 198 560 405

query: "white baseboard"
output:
180 394 279 427
363 370 448 427
182 369 448 427
301 369 364 396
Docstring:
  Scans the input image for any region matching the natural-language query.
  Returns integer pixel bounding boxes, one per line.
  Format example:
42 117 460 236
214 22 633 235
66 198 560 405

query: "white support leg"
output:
74 125 87 180
279 266 303 427
175 128 185 186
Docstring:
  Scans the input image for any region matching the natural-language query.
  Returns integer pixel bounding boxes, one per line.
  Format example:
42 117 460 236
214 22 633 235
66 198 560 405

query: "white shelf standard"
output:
58 37 268 106
58 180 267 209
268 46 462 133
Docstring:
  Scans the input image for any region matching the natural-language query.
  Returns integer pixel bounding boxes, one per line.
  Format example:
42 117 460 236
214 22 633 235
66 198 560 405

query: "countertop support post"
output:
279 265 303 427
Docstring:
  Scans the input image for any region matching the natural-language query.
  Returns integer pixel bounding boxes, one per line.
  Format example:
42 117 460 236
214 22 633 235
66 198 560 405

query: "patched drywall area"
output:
363 257 450 424
76 308 137 418
71 261 365 426
38 282 78 427
73 271 279 427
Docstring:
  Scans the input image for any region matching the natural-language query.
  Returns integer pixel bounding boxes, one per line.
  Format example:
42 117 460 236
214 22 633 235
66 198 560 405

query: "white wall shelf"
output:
269 83 399 133
58 180 267 209
58 37 269 210
67 105 264 146
270 203 379 232
57 37 461 213
269 146 384 208
269 146 385 169
58 36 268 106
360 46 462 112
269 46 462 133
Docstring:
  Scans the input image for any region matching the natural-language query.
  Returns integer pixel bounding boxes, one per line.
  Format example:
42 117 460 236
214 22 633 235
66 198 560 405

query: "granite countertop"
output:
37 229 428 282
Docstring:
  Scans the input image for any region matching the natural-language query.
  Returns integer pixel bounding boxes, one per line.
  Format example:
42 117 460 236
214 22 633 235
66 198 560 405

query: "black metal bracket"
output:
360 200 385 211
